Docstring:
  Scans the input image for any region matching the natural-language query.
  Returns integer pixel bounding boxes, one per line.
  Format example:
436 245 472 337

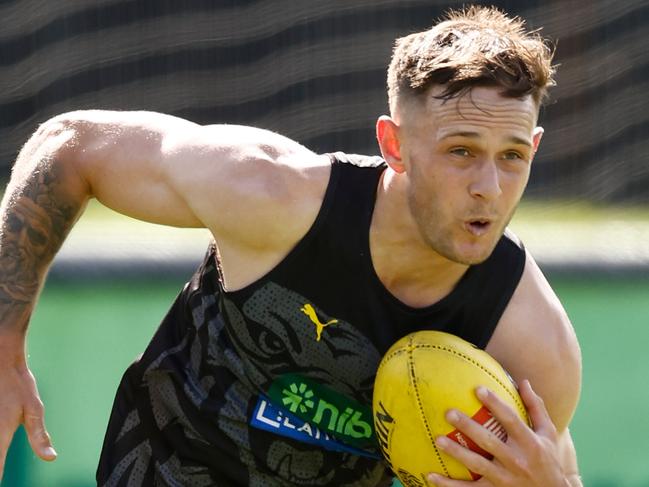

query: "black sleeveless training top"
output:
97 152 526 487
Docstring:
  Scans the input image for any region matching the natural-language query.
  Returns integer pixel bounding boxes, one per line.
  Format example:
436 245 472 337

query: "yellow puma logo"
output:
301 304 338 341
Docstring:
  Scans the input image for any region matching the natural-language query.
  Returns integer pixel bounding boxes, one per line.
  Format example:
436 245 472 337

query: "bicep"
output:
69 111 323 240
68 110 205 227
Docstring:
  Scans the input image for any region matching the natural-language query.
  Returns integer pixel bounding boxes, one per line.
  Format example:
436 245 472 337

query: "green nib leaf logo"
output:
281 382 315 414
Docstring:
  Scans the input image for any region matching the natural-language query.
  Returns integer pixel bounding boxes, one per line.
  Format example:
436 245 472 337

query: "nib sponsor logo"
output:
267 374 376 449
282 382 315 414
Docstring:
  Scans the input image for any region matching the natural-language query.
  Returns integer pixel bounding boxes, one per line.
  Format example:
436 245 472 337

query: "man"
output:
0 6 581 487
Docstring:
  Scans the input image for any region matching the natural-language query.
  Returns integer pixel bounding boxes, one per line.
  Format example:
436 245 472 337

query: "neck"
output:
370 169 469 308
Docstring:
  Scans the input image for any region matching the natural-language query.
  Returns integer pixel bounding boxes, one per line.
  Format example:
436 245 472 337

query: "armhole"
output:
214 159 342 297
476 236 527 348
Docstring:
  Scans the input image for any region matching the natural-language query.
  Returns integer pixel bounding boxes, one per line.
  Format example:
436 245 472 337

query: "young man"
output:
0 6 581 487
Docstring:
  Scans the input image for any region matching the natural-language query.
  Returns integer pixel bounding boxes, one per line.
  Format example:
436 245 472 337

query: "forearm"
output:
0 119 89 340
558 428 582 487
568 474 583 487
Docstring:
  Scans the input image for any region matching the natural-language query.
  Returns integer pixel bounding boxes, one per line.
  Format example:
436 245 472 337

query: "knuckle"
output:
527 436 550 458
546 419 558 436
464 452 492 474
40 430 52 444
533 393 546 410
30 425 50 446
504 475 521 487
454 414 469 428
482 433 501 453
26 396 45 415
33 398 45 413
514 456 531 473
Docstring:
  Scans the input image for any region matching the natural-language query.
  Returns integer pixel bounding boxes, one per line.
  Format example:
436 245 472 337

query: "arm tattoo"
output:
0 159 82 332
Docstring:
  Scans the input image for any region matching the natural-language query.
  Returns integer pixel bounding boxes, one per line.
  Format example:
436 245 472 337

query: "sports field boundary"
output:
46 211 649 280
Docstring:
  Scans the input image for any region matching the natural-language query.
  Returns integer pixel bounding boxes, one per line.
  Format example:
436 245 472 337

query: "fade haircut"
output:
387 6 556 116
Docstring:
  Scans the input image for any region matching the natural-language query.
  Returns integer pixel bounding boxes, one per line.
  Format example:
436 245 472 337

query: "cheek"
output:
501 170 530 199
411 165 465 214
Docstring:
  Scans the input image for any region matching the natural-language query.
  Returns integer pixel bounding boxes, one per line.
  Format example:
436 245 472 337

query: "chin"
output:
443 252 486 266
441 240 498 266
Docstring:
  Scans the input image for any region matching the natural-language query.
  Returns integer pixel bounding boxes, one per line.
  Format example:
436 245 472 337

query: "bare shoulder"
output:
486 251 582 431
170 123 332 248
55 110 331 248
44 110 332 290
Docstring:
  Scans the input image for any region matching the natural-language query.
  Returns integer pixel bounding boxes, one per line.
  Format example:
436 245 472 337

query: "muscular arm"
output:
0 109 326 480
429 251 583 487
0 123 88 337
487 251 583 485
0 120 91 478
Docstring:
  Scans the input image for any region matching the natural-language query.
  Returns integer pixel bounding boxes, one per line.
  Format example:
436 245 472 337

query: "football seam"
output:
407 336 451 479
411 343 527 419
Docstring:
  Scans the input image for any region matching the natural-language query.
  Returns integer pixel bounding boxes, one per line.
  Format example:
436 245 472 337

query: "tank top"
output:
97 152 526 487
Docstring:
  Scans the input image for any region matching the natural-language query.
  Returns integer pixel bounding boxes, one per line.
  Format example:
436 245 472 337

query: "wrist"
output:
0 331 28 367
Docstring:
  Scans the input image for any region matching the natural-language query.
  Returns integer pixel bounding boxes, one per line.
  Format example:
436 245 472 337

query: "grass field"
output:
1 195 648 486
2 273 649 487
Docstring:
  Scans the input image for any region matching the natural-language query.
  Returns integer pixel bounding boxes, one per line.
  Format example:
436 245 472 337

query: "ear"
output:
530 127 544 162
376 115 405 174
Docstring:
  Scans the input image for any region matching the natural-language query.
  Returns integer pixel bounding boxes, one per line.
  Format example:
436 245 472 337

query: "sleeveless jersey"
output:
96 152 526 487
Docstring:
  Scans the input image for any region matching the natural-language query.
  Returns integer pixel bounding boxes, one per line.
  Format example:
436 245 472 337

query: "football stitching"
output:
412 344 527 419
407 336 450 478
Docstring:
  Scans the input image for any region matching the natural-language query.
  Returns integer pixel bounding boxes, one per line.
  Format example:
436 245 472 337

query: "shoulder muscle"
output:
486 252 582 432
164 124 331 249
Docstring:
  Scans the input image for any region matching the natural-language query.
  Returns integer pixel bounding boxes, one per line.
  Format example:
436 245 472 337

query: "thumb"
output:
23 399 57 462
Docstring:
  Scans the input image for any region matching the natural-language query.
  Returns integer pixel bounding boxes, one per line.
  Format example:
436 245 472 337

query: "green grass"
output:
553 277 649 487
3 280 183 487
513 199 649 223
3 276 649 486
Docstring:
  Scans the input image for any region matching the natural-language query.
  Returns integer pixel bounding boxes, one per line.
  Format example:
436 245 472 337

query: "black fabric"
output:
97 152 525 486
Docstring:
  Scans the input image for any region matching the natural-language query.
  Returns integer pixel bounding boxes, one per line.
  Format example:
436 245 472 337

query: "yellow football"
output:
372 330 529 485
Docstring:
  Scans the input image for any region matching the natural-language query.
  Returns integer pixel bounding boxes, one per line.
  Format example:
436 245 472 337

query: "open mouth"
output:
465 219 492 236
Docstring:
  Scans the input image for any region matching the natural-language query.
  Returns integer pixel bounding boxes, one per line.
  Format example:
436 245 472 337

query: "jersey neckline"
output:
360 166 476 315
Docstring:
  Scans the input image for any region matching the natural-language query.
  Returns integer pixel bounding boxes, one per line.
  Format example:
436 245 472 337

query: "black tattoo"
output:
0 159 81 331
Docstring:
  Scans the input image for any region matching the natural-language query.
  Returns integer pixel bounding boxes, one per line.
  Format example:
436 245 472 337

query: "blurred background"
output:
1 0 648 486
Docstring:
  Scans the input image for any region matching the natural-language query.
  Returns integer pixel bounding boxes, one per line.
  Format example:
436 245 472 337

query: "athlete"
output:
0 6 582 487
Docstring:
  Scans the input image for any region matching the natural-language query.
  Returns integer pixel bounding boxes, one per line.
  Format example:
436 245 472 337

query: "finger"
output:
444 408 511 462
0 440 7 484
427 472 489 487
519 380 557 437
475 386 533 445
433 432 500 480
23 399 57 462
0 417 16 482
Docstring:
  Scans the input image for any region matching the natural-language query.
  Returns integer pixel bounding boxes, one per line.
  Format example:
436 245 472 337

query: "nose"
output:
468 159 502 201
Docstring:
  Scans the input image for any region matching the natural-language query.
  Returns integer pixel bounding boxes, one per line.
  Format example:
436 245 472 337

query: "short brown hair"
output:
387 6 556 115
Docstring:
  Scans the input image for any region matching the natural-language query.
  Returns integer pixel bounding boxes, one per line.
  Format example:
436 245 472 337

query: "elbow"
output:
31 112 89 160
28 112 100 178
12 113 93 198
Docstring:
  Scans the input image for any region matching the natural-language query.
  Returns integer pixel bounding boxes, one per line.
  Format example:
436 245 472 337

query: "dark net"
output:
1 0 647 202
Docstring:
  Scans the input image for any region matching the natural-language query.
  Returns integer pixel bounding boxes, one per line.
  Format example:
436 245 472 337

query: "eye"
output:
502 151 524 161
450 147 471 157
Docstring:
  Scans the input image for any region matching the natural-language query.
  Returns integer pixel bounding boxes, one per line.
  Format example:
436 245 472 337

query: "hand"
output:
0 362 56 483
427 380 569 487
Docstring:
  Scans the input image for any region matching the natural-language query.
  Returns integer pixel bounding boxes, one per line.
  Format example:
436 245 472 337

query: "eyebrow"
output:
438 131 532 147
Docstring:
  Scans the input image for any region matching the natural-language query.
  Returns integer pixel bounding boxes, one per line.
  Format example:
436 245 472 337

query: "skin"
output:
375 87 581 486
373 87 543 306
0 87 581 486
